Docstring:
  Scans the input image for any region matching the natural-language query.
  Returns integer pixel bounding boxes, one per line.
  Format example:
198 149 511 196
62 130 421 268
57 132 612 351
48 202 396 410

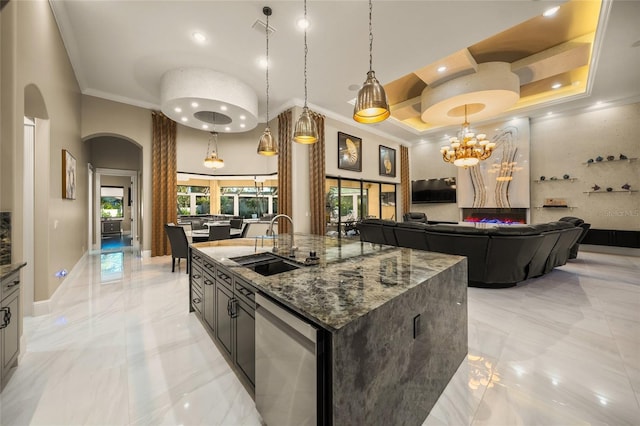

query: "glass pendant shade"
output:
353 70 390 124
203 153 224 169
293 106 318 144
257 127 278 156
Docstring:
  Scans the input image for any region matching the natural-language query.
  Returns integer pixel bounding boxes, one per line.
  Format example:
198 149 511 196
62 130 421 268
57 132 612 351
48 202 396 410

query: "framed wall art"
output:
379 145 396 177
62 149 77 200
337 132 362 172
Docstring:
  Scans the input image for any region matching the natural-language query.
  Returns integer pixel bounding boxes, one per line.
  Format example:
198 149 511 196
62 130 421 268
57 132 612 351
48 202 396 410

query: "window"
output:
177 185 210 215
325 177 397 236
219 185 278 219
101 186 124 218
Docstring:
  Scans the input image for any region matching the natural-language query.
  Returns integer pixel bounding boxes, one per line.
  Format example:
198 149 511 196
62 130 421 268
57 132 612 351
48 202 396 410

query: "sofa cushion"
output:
397 222 430 231
491 225 540 236
429 224 493 235
559 216 585 226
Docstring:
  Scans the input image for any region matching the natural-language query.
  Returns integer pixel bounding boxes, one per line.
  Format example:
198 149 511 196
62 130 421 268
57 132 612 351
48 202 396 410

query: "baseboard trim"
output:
141 250 151 258
32 251 88 316
580 244 640 257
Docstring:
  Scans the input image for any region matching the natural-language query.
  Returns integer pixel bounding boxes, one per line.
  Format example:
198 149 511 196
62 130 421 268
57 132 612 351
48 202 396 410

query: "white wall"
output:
410 102 640 230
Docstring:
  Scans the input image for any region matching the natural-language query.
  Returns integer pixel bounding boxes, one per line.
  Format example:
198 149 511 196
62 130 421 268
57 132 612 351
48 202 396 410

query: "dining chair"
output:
208 224 231 241
164 224 190 273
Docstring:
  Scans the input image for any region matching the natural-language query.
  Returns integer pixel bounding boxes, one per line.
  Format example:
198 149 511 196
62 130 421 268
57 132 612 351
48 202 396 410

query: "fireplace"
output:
462 208 527 224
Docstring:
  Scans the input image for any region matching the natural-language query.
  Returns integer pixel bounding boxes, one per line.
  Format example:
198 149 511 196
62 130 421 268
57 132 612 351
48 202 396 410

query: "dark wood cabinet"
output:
234 297 255 386
101 220 122 235
189 250 256 394
0 268 21 391
215 284 233 358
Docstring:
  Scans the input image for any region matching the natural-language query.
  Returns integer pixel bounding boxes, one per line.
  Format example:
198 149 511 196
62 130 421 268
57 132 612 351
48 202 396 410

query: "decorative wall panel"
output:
458 118 530 208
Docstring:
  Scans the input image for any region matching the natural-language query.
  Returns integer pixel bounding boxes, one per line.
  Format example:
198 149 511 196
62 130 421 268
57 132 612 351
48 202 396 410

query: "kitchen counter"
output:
192 234 465 331
191 234 468 425
0 262 26 281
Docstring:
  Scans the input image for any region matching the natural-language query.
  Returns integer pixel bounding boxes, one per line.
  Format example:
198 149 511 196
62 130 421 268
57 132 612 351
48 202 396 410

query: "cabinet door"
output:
1 293 19 380
234 298 255 386
203 273 215 332
215 284 233 357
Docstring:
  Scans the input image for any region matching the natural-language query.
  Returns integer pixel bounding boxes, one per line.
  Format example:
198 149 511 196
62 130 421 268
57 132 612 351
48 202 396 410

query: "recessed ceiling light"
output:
547 111 553 116
202 124 209 129
191 102 199 108
181 117 188 122
437 66 447 73
258 58 269 69
596 101 603 106
192 32 207 43
239 115 246 120
240 123 246 128
296 17 309 30
551 83 562 89
225 126 231 131
174 107 182 113
220 105 228 111
543 6 560 17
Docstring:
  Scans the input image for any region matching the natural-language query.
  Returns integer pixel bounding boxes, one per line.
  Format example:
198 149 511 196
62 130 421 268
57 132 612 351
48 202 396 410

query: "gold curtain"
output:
277 110 293 234
309 111 326 236
151 112 177 257
400 145 410 218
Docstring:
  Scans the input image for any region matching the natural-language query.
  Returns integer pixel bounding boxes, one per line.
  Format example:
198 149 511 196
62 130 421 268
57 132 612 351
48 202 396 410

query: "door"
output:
215 284 233 357
234 298 255 386
203 272 215 332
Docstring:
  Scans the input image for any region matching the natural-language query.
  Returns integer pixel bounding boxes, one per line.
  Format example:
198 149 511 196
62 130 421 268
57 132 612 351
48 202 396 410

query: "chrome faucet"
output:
268 214 296 257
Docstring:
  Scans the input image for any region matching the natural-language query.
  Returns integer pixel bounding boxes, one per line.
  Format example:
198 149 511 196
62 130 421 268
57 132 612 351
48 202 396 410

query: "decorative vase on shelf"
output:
622 183 631 190
620 153 628 160
606 187 613 192
607 155 615 161
592 184 601 191
596 156 604 162
563 174 570 180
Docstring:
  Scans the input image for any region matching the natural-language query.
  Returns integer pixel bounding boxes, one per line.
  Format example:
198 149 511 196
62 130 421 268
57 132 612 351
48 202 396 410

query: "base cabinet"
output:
189 250 257 393
0 269 21 392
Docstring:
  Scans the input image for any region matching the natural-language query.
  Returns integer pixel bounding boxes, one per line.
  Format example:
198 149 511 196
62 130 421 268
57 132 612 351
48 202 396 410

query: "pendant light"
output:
204 130 224 169
353 0 390 124
292 0 318 144
257 6 278 156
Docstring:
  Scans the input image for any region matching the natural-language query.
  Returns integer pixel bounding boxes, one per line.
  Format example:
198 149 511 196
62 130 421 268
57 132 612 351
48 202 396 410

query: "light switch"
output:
413 314 421 339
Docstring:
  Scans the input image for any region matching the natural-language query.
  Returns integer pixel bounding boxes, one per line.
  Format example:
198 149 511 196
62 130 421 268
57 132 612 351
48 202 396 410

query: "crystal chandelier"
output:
440 105 495 168
204 131 224 169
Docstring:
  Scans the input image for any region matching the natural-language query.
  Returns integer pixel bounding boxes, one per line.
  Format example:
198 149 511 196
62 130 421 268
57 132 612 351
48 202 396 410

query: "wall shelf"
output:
583 190 637 195
534 178 577 183
583 157 637 166
535 206 576 210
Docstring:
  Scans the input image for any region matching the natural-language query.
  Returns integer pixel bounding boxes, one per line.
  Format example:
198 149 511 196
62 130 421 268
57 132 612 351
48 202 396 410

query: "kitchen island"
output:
189 234 467 425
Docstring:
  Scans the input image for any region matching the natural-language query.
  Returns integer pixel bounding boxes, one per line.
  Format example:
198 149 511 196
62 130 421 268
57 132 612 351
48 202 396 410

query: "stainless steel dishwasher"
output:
255 293 323 426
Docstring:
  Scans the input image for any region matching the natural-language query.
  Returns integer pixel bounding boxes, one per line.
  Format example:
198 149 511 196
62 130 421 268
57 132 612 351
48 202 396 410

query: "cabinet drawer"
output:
203 258 216 274
1 271 20 299
216 266 233 290
191 286 203 313
191 265 204 293
203 271 216 288
191 252 204 269
234 277 256 307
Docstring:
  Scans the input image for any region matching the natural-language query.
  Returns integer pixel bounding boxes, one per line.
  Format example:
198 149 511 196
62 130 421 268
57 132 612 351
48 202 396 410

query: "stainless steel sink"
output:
230 252 303 276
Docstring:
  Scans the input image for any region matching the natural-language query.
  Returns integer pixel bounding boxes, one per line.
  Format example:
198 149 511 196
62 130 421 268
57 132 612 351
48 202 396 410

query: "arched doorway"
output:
84 135 142 253
24 84 49 316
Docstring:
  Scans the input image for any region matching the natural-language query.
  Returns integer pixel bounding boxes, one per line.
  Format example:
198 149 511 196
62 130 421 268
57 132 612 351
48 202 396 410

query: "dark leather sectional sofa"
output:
357 219 585 288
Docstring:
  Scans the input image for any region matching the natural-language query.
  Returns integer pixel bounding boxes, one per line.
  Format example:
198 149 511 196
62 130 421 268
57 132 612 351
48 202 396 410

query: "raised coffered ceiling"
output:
48 0 640 145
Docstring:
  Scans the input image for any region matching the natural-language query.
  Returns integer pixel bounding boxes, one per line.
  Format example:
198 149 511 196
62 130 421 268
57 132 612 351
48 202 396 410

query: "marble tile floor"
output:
0 249 638 425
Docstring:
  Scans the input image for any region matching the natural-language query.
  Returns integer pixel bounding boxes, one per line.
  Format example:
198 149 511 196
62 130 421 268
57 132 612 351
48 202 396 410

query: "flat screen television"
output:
411 178 457 204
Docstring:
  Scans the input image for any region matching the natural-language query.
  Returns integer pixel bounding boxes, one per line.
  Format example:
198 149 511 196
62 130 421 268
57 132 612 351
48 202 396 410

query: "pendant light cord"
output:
368 0 373 72
303 0 309 107
265 11 270 123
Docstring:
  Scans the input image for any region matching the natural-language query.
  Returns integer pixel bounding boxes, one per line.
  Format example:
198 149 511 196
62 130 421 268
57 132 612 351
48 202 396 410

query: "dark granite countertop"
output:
0 262 27 281
191 234 465 331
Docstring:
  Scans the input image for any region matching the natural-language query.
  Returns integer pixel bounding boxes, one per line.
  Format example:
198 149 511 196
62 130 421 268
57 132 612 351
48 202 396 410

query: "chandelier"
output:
292 0 318 144
257 6 278 155
440 105 495 168
204 131 224 169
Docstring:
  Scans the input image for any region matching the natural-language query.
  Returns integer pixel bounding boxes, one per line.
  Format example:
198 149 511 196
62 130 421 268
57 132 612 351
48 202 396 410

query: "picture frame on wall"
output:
379 145 396 177
62 149 77 200
337 132 362 172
